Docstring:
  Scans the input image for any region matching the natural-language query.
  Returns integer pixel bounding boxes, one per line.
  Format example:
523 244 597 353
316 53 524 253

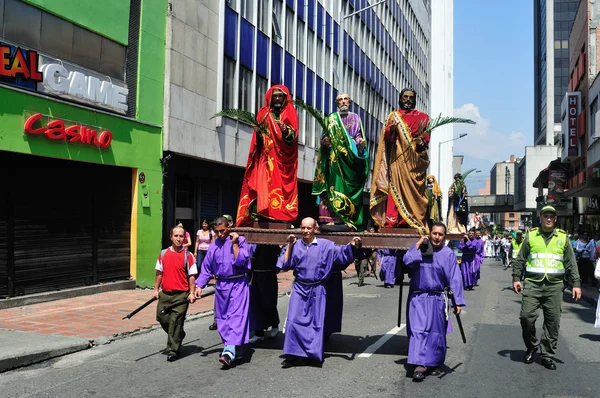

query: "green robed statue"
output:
312 93 369 232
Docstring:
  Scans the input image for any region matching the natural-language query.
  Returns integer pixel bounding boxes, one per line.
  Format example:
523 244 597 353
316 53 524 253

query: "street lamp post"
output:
337 0 388 90
437 133 468 182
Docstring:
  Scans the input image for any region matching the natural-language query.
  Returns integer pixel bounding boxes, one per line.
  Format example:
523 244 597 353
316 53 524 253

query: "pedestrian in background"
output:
574 232 595 287
512 205 581 370
153 225 197 362
195 216 251 369
458 229 477 291
194 219 214 267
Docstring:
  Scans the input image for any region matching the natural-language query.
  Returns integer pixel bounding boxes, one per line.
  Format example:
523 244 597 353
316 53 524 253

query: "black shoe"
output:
524 346 538 364
209 322 217 331
167 353 178 362
358 281 364 287
541 358 556 370
412 371 425 381
428 367 441 376
281 359 295 369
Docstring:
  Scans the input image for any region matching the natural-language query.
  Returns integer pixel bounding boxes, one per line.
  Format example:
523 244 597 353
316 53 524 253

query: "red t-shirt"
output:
155 248 197 293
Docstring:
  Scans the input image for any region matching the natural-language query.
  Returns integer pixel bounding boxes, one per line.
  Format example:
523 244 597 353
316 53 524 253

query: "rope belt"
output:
215 273 247 280
411 290 450 321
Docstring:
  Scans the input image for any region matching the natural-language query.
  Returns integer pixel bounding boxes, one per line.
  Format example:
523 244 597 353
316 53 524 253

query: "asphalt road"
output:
2 259 599 398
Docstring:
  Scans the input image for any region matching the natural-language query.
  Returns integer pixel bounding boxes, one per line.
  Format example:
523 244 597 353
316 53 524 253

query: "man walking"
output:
512 205 582 370
403 223 465 381
507 230 524 269
278 217 360 368
153 225 198 362
195 216 251 369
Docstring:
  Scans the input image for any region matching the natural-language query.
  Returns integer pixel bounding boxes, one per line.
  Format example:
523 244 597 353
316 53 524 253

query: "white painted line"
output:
358 324 406 358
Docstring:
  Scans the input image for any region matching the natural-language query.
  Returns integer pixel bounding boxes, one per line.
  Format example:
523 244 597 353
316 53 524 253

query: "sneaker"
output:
248 335 265 343
219 353 233 368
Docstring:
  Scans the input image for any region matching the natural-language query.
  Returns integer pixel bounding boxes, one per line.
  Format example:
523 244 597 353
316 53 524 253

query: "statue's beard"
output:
272 101 283 113
338 104 349 114
399 101 415 110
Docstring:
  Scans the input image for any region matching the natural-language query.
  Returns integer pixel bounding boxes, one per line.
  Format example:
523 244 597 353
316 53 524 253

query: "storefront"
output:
0 0 166 297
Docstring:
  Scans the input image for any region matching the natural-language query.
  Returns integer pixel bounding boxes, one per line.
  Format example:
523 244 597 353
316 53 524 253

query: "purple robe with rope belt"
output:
196 236 251 346
278 238 354 361
403 244 465 367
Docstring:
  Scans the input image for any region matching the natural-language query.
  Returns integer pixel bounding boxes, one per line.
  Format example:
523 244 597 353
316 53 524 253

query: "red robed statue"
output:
236 85 299 226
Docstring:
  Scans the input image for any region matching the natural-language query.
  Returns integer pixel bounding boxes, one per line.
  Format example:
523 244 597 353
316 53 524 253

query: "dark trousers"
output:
156 291 189 355
577 258 594 285
519 280 563 359
355 258 368 285
250 271 280 335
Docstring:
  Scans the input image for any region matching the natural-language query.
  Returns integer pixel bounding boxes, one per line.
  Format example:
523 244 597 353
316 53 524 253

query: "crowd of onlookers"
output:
479 230 600 290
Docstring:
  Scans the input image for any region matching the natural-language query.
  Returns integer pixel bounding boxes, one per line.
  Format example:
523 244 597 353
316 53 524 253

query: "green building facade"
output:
0 0 166 296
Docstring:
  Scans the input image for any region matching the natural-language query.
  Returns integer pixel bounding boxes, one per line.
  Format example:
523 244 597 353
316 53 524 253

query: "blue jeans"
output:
222 345 242 359
197 250 208 266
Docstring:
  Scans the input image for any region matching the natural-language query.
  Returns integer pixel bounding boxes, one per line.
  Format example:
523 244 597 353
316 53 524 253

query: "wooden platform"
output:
233 227 465 250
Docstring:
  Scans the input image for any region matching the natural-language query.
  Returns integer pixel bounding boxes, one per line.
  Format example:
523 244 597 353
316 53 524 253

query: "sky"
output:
452 0 534 192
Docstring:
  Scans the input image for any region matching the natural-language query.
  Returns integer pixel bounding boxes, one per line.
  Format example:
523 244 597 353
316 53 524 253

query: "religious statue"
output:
369 88 430 234
236 85 299 226
447 173 469 234
312 93 369 232
425 174 443 226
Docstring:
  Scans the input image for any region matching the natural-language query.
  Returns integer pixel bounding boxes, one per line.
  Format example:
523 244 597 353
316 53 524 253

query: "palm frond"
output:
211 109 259 126
461 168 477 181
423 114 476 133
293 99 328 131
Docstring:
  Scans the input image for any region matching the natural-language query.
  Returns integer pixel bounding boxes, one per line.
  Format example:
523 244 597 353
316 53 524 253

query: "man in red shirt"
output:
153 225 198 362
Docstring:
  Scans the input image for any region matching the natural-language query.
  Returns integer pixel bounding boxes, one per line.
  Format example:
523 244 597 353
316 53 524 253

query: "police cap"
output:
540 205 557 215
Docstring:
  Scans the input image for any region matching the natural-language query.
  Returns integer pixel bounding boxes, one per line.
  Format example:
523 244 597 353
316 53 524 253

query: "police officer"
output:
512 205 582 370
507 230 524 268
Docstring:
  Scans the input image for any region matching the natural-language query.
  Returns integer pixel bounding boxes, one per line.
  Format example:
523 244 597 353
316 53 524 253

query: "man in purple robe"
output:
403 223 465 381
473 229 485 284
458 228 478 291
378 249 397 288
195 216 251 369
278 217 361 368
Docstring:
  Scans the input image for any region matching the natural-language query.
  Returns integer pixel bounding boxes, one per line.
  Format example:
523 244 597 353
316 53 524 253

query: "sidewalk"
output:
0 266 358 372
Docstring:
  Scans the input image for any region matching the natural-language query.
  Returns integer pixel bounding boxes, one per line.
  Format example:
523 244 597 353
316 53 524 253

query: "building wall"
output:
0 0 167 287
514 145 560 211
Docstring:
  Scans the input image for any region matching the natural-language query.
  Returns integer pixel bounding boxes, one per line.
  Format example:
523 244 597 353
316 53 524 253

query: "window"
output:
317 39 324 76
307 30 314 69
239 66 253 112
240 0 253 22
509 221 515 227
509 213 515 218
285 8 295 54
256 76 268 112
297 20 305 62
257 0 269 32
272 0 283 43
223 57 236 108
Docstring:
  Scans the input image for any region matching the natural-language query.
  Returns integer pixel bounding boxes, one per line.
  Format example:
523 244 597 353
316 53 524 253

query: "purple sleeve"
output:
333 243 354 265
402 245 422 268
277 245 295 271
232 237 250 271
195 245 214 288
458 240 466 251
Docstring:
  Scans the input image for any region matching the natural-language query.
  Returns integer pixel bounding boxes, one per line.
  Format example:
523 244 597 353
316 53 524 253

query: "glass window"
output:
317 39 323 76
223 57 236 109
239 66 253 112
72 25 102 72
272 0 283 43
40 11 73 60
307 30 314 69
257 0 269 32
285 8 295 54
509 213 515 218
297 20 305 62
4 0 41 49
100 37 126 80
240 0 252 22
256 75 268 112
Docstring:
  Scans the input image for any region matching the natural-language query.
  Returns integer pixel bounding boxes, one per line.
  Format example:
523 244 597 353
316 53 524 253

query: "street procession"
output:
1 1 600 397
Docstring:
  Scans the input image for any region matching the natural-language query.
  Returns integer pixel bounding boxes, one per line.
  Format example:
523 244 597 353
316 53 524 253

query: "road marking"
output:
358 324 406 358
345 293 381 298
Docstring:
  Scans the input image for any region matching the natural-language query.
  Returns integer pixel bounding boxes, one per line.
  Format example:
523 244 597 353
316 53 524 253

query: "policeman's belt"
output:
215 273 247 280
525 268 565 274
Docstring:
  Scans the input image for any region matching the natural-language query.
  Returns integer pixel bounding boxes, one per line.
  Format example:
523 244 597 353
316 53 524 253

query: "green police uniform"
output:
511 227 580 360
